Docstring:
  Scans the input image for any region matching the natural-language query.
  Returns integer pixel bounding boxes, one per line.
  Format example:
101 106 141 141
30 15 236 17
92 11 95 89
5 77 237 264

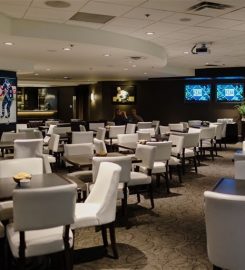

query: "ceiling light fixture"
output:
4 42 14 46
103 53 111 57
63 47 71 51
123 68 128 71
184 51 189 54
144 72 147 75
46 68 51 71
132 64 136 68
146 32 155 36
45 1 71 8
34 73 39 76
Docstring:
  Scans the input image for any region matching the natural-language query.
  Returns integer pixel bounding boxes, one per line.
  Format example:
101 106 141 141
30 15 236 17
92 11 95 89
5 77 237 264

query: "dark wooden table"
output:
213 178 245 195
0 173 72 201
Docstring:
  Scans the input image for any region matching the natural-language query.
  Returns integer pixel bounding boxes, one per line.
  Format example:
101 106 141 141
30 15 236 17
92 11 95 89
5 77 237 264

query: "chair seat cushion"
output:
171 148 195 158
47 155 56 163
169 156 180 166
7 223 73 258
0 201 13 221
0 221 4 238
129 172 151 186
152 162 167 174
71 203 100 230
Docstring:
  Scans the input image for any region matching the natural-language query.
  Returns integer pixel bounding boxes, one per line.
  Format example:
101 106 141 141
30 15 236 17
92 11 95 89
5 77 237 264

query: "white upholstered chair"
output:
169 123 184 132
94 138 107 155
125 123 136 134
137 122 152 129
129 144 156 209
95 127 106 141
43 133 61 165
146 141 172 193
234 160 245 180
117 133 138 153
6 184 77 269
72 131 93 144
105 125 125 145
14 139 43 159
71 162 121 258
199 127 216 160
79 125 86 132
0 158 44 223
89 122 105 132
204 191 245 270
159 125 170 139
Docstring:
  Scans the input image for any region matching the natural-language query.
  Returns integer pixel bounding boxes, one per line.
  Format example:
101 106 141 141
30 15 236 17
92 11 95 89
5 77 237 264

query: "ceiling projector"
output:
191 43 211 55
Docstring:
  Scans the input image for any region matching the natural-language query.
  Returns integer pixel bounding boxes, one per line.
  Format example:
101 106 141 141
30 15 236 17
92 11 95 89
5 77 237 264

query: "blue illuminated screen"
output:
185 84 211 101
216 83 244 102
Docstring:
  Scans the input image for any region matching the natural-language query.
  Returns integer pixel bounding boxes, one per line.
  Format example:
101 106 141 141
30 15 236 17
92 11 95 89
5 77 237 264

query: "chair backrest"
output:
125 123 136 134
94 138 107 155
14 139 43 159
19 128 37 133
117 133 138 151
48 134 60 152
182 133 200 148
72 131 93 144
137 122 152 129
159 125 170 135
169 134 184 155
188 120 202 127
210 123 223 140
135 144 156 170
13 184 77 231
0 157 44 178
96 127 106 140
199 127 216 140
137 131 151 141
234 160 245 180
188 127 200 134
1 132 26 142
64 143 94 157
146 141 172 162
107 121 115 126
85 162 121 225
45 120 59 126
168 123 184 132
204 191 245 270
152 120 160 132
16 124 28 133
47 124 57 135
79 125 86 132
109 125 125 138
89 122 105 131
92 156 131 184
138 128 155 136
53 126 71 135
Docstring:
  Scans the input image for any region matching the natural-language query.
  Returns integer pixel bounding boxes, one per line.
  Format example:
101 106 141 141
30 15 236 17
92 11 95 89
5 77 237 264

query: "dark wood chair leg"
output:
177 165 182 183
193 157 198 174
148 183 154 209
136 193 140 203
156 174 161 187
109 222 118 259
164 172 170 194
101 225 108 247
169 166 173 180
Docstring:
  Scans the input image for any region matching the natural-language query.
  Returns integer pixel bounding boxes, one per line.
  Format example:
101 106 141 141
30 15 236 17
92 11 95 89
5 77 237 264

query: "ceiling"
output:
1 0 245 85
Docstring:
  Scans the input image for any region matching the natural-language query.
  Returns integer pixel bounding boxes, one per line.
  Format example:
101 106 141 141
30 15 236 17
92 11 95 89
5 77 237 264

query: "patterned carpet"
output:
73 143 239 270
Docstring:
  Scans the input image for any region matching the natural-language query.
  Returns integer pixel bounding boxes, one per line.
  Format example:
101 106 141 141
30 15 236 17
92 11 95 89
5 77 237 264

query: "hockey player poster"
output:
0 77 17 124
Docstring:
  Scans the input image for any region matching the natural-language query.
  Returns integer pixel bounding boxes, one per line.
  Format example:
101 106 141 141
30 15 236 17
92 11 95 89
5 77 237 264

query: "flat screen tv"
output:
184 84 211 102
216 83 244 102
0 77 17 124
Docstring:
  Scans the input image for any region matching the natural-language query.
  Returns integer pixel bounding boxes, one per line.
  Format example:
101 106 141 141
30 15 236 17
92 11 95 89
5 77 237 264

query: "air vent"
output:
188 1 232 11
70 12 114 24
130 56 144 60
205 64 219 66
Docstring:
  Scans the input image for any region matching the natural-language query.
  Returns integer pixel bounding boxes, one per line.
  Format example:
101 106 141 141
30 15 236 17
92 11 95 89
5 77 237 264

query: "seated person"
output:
113 109 128 125
129 108 143 123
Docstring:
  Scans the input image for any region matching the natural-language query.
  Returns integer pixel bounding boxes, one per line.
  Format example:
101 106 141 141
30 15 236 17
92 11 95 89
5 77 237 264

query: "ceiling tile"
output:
100 25 135 35
123 7 173 21
0 0 32 6
161 13 211 26
66 20 103 29
0 4 28 18
197 18 243 29
79 1 133 16
24 7 75 23
163 31 203 41
94 0 146 6
221 8 245 21
30 0 88 11
230 23 245 31
105 17 152 29
141 0 199 12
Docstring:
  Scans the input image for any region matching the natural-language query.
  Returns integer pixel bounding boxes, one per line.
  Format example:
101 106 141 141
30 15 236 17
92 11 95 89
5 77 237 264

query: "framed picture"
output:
112 85 136 104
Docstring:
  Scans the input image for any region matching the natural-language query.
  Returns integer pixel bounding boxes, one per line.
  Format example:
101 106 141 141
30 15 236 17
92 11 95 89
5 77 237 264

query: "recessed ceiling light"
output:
46 68 51 71
4 42 14 46
64 76 70 79
146 32 155 36
63 47 71 51
103 53 111 57
144 72 147 75
123 68 128 71
34 73 39 76
184 51 189 54
45 1 70 8
132 64 136 68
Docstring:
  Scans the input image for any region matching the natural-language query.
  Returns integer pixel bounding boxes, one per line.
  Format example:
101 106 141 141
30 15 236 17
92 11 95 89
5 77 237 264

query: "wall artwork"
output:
112 85 136 104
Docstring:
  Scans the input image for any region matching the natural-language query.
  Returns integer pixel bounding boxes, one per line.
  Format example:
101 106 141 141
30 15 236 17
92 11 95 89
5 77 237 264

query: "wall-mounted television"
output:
216 83 244 102
184 84 211 102
0 77 17 124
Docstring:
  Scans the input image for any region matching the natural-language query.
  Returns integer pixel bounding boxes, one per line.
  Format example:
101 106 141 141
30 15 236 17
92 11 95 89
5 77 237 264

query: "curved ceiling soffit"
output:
0 13 167 66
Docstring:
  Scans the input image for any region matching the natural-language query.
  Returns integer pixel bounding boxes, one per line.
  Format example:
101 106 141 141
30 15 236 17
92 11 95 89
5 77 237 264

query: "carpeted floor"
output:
73 143 239 270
